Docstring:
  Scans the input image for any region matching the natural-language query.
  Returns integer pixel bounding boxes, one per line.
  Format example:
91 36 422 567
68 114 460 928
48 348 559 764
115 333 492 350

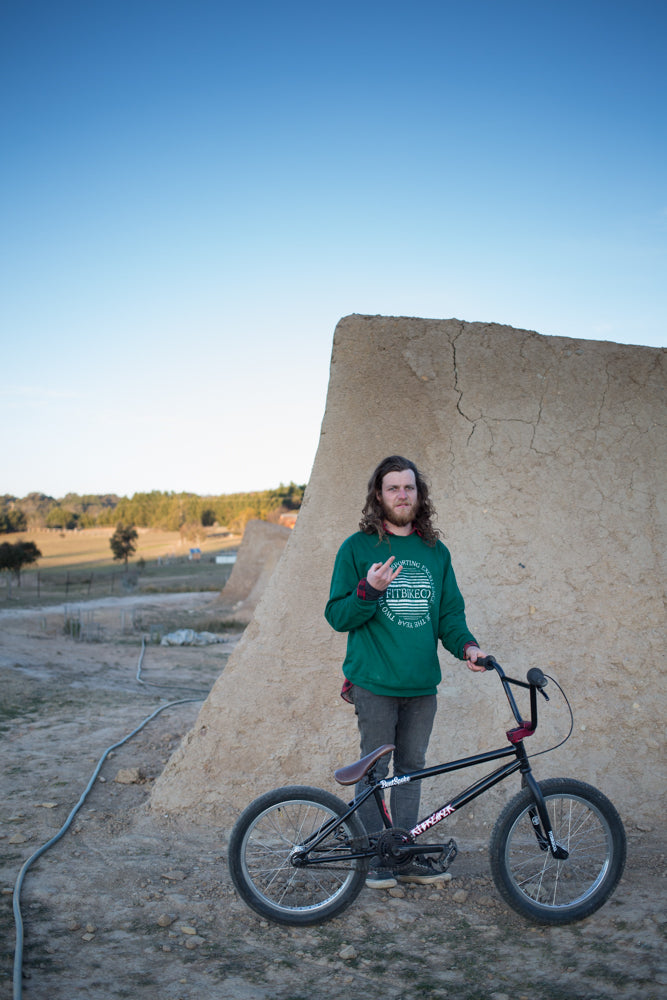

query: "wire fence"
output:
3 557 236 604
3 569 135 601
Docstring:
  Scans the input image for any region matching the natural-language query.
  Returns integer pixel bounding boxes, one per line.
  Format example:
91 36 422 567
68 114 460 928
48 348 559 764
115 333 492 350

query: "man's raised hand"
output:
367 556 402 592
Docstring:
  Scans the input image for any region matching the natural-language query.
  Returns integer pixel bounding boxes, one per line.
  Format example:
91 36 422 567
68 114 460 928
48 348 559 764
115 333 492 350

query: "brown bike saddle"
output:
334 744 395 786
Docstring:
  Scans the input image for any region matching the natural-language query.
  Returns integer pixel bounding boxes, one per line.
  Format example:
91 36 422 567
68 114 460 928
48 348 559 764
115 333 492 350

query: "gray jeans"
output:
351 684 437 835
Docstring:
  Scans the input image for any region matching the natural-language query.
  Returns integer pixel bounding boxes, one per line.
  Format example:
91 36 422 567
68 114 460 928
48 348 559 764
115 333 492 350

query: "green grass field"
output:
0 527 240 607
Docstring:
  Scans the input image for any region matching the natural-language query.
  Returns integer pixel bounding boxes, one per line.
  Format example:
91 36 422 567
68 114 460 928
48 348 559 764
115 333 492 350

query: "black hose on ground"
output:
12 637 207 1000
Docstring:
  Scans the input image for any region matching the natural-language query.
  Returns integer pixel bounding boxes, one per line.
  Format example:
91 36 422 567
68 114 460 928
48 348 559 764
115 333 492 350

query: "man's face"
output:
378 469 419 527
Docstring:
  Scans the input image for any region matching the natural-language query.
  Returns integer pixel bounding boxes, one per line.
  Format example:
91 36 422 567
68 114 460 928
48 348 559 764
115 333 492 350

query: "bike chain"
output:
295 833 458 873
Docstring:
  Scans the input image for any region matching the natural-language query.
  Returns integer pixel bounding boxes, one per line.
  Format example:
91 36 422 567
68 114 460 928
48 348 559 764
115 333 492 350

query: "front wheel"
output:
490 777 626 925
228 785 369 925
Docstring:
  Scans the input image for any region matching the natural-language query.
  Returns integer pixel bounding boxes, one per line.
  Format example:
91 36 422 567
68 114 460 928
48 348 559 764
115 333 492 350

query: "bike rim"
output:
504 792 613 911
240 799 362 915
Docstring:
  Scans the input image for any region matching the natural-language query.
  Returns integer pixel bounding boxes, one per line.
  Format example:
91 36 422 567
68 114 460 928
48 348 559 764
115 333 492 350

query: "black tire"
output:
490 777 626 925
228 785 369 925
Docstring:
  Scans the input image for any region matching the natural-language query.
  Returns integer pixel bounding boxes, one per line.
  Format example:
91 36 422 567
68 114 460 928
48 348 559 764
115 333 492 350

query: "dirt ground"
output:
1 594 665 1000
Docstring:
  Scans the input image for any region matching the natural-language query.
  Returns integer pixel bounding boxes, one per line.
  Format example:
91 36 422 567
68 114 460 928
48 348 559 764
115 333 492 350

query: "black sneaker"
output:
396 858 449 884
365 867 398 889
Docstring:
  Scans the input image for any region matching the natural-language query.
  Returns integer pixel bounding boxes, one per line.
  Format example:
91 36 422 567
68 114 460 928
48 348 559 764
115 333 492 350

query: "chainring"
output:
375 827 414 870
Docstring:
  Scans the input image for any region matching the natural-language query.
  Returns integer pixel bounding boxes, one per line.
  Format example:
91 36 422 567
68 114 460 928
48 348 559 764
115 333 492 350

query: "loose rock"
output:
114 767 145 785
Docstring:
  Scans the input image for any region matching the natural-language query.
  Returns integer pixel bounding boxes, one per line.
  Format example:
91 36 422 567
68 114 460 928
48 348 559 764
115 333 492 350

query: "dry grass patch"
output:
0 527 240 607
4 526 238 569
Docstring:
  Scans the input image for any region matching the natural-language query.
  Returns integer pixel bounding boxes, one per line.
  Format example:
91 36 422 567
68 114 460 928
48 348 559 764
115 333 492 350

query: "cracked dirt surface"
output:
2 597 665 1000
151 317 665 839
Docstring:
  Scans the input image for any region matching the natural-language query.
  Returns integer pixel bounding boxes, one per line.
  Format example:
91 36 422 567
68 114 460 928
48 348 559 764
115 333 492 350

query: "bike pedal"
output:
444 838 458 864
433 838 458 872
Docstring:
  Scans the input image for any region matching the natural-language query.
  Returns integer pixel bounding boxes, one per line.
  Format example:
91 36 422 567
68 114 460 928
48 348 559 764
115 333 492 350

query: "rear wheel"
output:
228 785 369 925
490 777 626 925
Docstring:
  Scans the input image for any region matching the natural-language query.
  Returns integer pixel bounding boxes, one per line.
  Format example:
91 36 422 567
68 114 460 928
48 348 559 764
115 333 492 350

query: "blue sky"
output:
1 0 665 499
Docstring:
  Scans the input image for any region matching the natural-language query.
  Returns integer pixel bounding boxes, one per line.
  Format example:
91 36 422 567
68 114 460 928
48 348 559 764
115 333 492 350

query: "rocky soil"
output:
1 595 665 1000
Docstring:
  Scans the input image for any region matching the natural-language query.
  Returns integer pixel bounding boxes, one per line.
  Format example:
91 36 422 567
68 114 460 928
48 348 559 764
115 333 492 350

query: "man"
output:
325 455 486 888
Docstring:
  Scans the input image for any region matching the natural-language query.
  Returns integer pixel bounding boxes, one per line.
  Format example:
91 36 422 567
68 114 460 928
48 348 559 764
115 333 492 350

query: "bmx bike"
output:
228 657 626 927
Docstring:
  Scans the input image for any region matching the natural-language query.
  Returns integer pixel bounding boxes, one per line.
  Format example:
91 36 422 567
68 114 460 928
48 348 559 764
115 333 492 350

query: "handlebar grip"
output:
526 667 548 688
475 655 499 671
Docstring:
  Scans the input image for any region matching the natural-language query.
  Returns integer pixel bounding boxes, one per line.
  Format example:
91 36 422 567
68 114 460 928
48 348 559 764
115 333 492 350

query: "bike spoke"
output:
241 800 360 912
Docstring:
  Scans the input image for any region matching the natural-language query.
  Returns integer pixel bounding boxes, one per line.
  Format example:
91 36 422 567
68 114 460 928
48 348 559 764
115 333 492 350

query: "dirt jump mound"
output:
215 519 291 625
151 315 665 836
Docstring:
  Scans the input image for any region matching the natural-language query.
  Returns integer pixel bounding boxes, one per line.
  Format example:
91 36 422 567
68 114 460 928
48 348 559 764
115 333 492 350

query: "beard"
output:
381 498 417 528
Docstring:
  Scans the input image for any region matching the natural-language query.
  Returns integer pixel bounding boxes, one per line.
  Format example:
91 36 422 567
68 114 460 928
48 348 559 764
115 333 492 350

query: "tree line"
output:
0 483 305 535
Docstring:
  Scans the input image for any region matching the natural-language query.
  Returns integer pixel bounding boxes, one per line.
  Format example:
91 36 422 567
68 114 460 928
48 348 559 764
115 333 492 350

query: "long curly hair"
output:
359 455 440 545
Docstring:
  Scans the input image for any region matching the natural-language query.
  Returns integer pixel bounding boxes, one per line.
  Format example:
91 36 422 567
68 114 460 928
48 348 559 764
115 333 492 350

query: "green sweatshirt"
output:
325 531 477 697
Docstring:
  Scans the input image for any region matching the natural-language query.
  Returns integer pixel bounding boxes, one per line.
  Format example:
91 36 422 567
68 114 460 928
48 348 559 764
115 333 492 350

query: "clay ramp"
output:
151 315 665 832
215 519 291 625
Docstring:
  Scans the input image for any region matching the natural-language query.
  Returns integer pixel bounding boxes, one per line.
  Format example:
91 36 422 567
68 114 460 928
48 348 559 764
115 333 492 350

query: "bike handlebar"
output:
475 656 547 688
475 655 549 733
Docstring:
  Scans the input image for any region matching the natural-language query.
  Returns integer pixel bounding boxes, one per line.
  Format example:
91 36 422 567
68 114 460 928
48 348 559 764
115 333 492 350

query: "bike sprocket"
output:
375 828 414 870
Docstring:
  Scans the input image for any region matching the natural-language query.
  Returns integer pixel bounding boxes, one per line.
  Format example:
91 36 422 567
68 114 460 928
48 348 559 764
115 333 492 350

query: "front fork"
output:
520 769 569 860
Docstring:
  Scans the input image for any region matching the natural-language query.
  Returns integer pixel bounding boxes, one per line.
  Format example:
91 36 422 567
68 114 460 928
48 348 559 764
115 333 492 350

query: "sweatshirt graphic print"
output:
380 558 434 630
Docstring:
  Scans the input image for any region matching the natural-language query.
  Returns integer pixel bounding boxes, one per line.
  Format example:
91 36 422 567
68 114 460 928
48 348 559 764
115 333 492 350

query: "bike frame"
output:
292 661 568 868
